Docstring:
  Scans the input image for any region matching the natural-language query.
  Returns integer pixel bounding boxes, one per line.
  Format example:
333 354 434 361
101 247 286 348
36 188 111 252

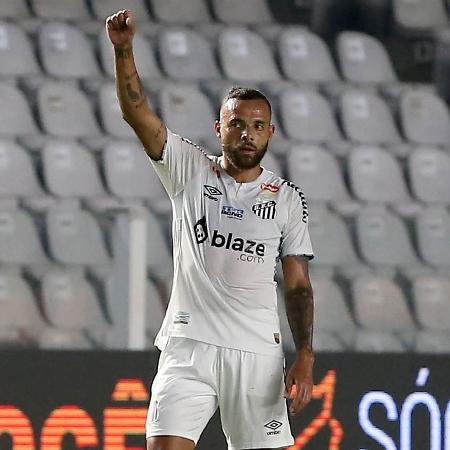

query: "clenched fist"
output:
105 9 136 48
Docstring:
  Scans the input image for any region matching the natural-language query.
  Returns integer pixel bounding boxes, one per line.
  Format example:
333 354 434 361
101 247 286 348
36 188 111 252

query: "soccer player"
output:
106 10 315 450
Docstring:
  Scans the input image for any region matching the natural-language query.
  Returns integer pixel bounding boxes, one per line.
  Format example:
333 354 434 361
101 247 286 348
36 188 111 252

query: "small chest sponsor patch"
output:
221 205 244 220
252 200 276 219
174 311 190 325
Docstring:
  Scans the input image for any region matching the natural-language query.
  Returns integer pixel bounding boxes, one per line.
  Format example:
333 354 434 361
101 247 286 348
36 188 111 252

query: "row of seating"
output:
2 266 449 352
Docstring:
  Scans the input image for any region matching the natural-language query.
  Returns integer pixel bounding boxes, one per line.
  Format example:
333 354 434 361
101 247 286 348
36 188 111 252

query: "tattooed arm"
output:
106 10 166 160
282 255 314 415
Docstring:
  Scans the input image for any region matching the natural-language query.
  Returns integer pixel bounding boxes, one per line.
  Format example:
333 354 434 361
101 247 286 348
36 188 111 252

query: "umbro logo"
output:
203 185 222 201
264 420 282 435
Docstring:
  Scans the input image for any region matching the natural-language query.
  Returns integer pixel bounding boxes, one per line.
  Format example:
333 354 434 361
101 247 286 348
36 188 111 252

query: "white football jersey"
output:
150 129 313 356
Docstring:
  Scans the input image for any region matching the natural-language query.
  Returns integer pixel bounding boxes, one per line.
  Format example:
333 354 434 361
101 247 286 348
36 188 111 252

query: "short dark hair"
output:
222 86 272 117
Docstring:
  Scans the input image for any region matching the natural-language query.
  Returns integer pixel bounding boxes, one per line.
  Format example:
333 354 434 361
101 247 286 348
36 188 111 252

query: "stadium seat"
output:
353 330 406 352
39 22 100 79
312 276 356 348
218 28 280 82
0 207 52 276
211 0 273 24
0 0 30 19
0 141 55 211
103 140 171 215
278 26 341 85
279 87 349 155
286 145 359 216
99 29 162 81
39 328 95 350
400 90 450 146
0 82 40 138
415 207 450 269
0 271 45 347
308 204 369 279
340 89 404 147
98 82 137 140
348 146 420 216
46 206 111 274
352 274 416 348
42 140 119 211
261 152 282 176
37 81 102 138
0 22 40 79
414 330 450 354
32 0 91 20
41 268 109 347
92 0 151 20
409 147 450 203
159 84 217 150
150 0 211 23
355 205 426 277
158 28 220 81
393 0 449 34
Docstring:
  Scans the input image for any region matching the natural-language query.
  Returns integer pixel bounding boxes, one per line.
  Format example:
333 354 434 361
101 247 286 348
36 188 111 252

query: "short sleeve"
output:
149 128 210 199
280 189 314 259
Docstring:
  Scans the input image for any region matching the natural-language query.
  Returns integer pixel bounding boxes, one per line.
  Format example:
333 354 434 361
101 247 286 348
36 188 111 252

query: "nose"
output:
241 126 254 142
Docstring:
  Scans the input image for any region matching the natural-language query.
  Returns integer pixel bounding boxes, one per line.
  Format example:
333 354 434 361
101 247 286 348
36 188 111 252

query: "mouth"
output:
239 145 257 154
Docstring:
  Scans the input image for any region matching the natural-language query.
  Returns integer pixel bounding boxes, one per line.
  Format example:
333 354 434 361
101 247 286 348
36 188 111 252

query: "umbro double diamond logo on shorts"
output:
264 420 282 435
203 185 222 201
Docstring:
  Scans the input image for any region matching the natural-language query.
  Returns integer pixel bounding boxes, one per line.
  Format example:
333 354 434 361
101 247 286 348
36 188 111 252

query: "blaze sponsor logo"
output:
221 205 244 220
252 200 276 219
260 183 279 193
203 185 222 201
211 230 265 263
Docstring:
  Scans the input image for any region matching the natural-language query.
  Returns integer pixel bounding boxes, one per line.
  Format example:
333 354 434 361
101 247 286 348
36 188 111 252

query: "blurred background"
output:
0 1 450 448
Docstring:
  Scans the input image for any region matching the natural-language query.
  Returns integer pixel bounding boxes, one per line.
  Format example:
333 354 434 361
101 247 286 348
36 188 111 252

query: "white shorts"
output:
146 337 294 449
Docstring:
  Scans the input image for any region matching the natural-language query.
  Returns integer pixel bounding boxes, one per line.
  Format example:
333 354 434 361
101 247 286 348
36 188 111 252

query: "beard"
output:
222 141 269 170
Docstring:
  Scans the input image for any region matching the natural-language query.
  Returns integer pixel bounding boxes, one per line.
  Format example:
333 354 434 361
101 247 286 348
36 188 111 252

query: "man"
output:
106 10 315 450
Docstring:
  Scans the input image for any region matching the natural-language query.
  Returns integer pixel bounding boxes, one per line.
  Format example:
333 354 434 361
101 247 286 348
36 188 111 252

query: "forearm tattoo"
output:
125 74 146 108
285 284 314 352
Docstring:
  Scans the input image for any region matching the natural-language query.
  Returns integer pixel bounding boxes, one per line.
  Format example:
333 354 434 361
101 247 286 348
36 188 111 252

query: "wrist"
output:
296 347 314 361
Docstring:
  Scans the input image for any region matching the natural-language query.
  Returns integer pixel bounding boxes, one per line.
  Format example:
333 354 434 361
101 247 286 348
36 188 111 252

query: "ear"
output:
214 120 221 137
268 123 275 141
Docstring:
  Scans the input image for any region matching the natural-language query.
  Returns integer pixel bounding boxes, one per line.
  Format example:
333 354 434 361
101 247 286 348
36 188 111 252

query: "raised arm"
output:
282 255 314 415
106 10 166 160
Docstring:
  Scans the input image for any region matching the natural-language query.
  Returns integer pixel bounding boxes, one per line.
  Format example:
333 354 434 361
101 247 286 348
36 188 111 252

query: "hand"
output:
286 349 314 415
105 9 136 49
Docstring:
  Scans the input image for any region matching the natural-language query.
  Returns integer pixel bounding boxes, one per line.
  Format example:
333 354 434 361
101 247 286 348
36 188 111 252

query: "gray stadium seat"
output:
0 0 30 19
92 0 150 20
103 140 171 215
37 81 101 138
0 82 40 138
261 152 282 176
41 268 109 347
39 328 94 350
0 207 51 275
0 141 55 211
414 330 450 353
219 28 280 82
32 0 91 20
287 145 359 216
393 0 449 33
278 27 341 85
413 275 450 331
352 274 415 349
348 146 420 216
151 0 211 23
400 90 450 146
98 82 137 139
39 22 100 78
312 276 356 348
99 29 161 81
354 330 406 352
337 31 397 85
46 206 111 273
159 28 220 81
409 147 450 203
356 205 425 276
416 207 450 269
308 204 368 279
211 0 273 24
159 84 217 150
279 88 348 155
0 22 40 78
0 271 44 346
340 89 403 146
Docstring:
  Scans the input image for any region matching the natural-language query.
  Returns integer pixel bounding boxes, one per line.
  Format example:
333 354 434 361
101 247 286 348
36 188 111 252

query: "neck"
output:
221 156 263 183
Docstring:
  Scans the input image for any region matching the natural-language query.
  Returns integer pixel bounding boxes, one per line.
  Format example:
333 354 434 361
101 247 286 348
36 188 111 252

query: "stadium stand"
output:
0 0 449 352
